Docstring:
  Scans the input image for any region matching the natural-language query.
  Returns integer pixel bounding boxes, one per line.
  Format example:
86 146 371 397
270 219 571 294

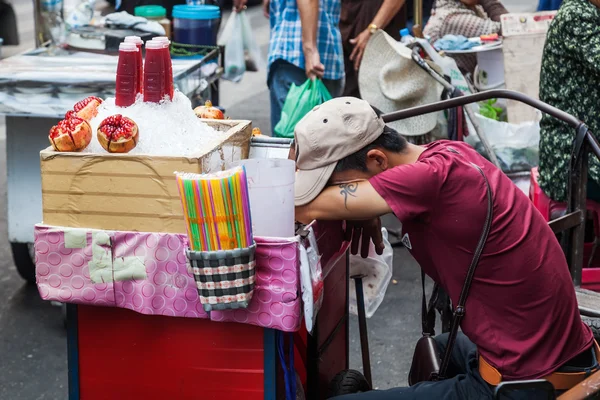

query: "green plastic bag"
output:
274 78 332 138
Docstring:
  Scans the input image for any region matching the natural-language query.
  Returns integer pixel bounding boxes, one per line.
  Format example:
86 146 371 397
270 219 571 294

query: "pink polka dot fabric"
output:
35 225 302 332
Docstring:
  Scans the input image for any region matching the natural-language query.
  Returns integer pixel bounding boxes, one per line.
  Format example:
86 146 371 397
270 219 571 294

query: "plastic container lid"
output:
119 42 138 51
400 28 411 37
124 36 143 45
172 5 220 20
134 5 167 18
145 40 164 49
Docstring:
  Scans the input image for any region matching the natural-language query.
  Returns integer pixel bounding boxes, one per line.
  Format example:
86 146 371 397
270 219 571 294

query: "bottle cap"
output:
145 40 164 49
124 36 143 45
119 42 138 51
400 28 410 37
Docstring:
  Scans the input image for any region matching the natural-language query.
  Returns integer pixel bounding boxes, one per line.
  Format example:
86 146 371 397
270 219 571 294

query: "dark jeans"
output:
333 333 593 400
267 59 344 134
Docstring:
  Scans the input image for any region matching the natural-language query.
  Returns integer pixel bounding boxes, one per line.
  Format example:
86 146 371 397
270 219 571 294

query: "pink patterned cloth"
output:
34 225 303 332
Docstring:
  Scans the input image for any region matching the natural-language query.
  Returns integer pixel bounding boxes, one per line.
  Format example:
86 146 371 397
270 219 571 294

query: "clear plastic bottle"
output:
65 0 96 30
152 37 173 100
124 36 144 95
143 40 166 103
40 0 66 47
116 42 139 107
400 28 415 45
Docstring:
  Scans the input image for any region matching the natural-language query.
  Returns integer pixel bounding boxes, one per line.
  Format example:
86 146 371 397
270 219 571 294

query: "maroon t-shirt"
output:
369 141 592 380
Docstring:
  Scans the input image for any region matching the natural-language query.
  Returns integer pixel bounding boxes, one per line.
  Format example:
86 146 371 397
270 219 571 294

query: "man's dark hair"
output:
334 106 407 173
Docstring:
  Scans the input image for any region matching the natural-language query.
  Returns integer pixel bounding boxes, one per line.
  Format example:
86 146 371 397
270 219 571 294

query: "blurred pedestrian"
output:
340 0 407 98
264 0 345 132
538 0 600 203
423 0 508 73
406 0 434 31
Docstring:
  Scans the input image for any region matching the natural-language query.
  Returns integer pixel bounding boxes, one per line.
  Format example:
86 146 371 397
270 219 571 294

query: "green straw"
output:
184 177 202 251
219 178 235 248
227 173 244 248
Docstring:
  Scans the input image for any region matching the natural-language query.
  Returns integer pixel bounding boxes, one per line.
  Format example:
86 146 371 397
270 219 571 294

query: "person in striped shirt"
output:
263 0 345 132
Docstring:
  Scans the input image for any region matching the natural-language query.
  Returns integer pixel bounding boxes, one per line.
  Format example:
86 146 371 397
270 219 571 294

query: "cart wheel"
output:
328 370 371 398
10 242 36 284
583 317 600 343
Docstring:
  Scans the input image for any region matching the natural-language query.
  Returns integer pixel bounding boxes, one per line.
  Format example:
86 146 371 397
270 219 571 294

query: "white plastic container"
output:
230 159 295 238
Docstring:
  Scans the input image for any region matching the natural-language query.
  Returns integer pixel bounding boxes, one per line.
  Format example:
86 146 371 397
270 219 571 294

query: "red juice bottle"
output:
143 40 165 103
124 36 144 95
153 37 173 100
115 42 139 107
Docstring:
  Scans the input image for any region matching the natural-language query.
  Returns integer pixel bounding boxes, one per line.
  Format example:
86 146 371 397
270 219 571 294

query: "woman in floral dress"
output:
538 0 600 202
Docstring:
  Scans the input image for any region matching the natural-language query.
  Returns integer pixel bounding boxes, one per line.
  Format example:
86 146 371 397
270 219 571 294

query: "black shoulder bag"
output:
408 163 493 385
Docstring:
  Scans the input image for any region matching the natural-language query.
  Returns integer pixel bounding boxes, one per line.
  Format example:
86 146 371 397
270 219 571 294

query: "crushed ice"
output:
85 91 224 156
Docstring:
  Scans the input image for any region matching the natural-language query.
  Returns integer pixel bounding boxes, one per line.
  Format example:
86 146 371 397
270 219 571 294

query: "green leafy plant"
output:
479 99 504 121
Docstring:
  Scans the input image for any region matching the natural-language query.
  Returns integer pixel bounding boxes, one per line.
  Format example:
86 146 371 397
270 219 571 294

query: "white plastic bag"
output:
239 11 264 72
218 12 246 82
465 112 541 173
349 228 393 318
299 227 324 334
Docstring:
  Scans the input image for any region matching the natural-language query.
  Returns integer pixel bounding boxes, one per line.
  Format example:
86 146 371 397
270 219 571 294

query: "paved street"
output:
0 0 537 398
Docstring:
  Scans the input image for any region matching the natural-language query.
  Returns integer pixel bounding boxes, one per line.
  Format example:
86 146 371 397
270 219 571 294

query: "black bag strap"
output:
420 270 437 336
436 162 493 379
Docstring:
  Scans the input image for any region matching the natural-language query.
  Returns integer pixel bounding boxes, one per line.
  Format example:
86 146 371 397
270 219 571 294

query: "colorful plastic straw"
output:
175 167 254 252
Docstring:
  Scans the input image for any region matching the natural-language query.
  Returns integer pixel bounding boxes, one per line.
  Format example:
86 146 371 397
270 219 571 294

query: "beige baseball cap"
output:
294 97 386 206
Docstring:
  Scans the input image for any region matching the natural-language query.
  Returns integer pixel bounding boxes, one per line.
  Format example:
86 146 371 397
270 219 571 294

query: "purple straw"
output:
239 166 253 245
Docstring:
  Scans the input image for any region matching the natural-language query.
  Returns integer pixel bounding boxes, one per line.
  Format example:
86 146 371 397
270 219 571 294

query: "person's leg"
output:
323 78 345 99
332 333 493 400
267 60 307 133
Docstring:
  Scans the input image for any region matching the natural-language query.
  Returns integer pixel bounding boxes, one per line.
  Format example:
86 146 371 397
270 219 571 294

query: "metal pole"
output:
567 125 590 287
414 0 423 27
382 90 582 129
353 276 372 388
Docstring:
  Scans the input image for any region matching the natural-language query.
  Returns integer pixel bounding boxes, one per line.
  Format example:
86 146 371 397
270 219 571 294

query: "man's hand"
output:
345 218 385 259
349 29 371 71
304 47 325 79
262 0 270 18
233 0 247 12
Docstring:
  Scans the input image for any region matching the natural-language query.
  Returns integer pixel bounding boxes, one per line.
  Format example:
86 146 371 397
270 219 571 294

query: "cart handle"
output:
382 89 581 128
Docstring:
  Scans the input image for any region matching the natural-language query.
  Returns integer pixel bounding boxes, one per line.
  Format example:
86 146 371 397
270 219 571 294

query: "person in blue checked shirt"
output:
262 0 345 132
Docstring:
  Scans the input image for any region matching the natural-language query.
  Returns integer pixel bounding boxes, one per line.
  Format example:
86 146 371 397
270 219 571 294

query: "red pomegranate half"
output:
97 114 139 153
194 100 224 119
73 96 103 121
49 115 92 152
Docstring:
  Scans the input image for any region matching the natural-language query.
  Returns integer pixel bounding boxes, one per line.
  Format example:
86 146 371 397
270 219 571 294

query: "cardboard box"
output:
40 119 252 234
501 12 557 124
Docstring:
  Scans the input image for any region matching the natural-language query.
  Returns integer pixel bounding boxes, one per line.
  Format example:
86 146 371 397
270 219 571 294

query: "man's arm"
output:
297 0 325 78
350 0 405 71
295 180 392 224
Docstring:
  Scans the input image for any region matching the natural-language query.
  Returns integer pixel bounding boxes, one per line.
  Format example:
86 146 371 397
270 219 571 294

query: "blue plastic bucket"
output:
172 5 221 47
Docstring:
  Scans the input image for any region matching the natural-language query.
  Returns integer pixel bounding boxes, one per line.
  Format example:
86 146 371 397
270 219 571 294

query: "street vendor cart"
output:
0 45 222 283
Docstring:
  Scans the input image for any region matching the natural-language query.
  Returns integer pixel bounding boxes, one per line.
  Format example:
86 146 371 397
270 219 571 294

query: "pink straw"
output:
207 178 222 250
239 167 253 245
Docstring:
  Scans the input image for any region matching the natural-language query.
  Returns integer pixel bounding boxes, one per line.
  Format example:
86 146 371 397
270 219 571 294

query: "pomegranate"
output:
194 100 224 119
49 115 92 152
73 96 103 121
252 127 263 137
97 114 139 153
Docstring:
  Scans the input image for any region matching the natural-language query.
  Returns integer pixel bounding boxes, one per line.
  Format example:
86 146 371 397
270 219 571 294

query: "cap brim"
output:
294 162 338 206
